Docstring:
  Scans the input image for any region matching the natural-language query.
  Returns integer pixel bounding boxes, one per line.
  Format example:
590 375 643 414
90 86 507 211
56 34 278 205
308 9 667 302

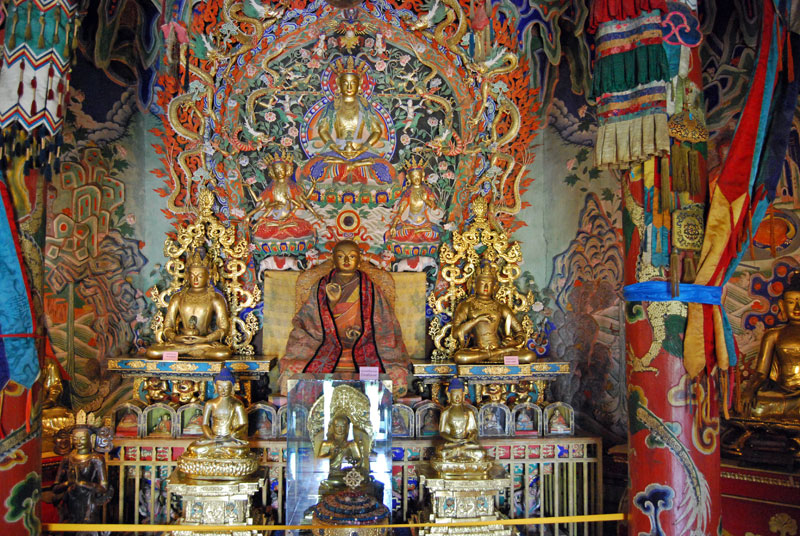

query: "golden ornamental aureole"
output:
147 188 260 359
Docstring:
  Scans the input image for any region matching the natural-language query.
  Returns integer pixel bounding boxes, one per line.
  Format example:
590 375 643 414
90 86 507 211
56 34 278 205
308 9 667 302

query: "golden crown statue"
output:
428 197 546 362
148 189 261 355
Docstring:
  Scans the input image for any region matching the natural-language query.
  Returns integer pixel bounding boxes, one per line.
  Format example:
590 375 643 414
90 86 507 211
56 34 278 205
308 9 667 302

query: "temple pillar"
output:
623 169 720 535
587 0 721 532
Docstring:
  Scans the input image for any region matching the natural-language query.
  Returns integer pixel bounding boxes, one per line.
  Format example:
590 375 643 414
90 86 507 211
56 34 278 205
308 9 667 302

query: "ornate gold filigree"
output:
149 189 259 355
429 198 545 361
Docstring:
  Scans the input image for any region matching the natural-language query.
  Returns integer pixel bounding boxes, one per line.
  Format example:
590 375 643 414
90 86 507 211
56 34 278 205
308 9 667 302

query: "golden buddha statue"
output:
146 250 233 361
177 367 258 480
431 379 491 479
299 57 395 185
742 278 800 421
314 413 369 495
452 264 537 364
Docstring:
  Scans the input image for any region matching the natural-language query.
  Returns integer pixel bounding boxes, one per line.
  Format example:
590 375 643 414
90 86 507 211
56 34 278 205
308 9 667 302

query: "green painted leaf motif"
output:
4 472 41 535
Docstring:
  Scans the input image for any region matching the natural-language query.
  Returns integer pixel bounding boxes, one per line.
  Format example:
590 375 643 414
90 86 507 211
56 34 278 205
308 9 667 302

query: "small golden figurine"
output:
431 378 491 479
174 379 204 405
177 367 258 480
452 264 537 364
43 357 64 409
315 413 370 495
742 277 800 421
143 377 171 405
146 250 233 361
308 385 377 497
41 357 75 438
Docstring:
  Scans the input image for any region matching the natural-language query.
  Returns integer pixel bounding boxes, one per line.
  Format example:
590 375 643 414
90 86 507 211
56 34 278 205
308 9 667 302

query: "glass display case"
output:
285 374 393 529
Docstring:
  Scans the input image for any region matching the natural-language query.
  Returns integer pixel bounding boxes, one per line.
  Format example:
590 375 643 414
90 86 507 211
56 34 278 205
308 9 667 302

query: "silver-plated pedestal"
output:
417 463 515 536
167 470 265 535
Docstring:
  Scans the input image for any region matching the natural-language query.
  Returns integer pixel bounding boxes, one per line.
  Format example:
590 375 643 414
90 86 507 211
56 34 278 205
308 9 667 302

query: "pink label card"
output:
360 367 380 381
163 351 179 361
504 355 519 366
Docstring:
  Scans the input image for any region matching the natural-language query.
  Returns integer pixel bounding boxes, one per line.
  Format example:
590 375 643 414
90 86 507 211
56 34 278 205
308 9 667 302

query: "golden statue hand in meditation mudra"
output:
431 378 491 479
742 277 800 421
452 264 537 364
146 250 232 361
178 367 258 480
299 56 395 185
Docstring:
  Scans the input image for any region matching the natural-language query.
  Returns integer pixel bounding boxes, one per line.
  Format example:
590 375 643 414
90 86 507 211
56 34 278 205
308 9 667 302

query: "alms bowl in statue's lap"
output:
430 459 493 480
177 455 259 480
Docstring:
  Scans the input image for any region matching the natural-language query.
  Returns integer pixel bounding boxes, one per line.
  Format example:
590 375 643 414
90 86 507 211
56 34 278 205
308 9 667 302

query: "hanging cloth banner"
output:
0 0 77 135
683 0 800 378
0 179 37 390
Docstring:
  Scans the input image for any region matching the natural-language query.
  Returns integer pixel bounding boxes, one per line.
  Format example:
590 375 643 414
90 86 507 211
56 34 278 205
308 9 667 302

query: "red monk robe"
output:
278 269 410 396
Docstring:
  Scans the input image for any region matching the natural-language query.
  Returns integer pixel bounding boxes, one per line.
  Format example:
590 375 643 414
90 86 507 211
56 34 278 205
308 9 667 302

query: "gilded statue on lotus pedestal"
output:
428 197 548 364
451 263 537 364
430 378 492 479
146 250 232 361
177 367 258 481
299 56 395 186
146 189 260 360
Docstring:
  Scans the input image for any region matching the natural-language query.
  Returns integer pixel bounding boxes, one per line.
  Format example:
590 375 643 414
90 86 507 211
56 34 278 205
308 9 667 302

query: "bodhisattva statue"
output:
177 367 258 480
387 157 442 243
146 250 232 361
452 264 537 364
50 426 113 524
279 240 409 395
248 150 322 240
299 57 395 185
431 378 491 479
742 279 800 421
314 413 369 495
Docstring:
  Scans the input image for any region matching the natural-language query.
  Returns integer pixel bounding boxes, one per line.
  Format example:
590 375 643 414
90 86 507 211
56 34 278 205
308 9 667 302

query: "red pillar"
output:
623 169 720 535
